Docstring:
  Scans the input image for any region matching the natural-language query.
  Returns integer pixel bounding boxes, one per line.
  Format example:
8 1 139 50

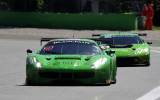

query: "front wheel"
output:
25 78 36 86
144 61 150 66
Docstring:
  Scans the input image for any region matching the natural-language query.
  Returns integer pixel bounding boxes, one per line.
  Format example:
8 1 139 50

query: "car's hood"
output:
34 54 104 70
111 44 149 57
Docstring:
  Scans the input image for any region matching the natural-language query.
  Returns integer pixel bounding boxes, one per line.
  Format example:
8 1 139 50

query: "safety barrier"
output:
0 12 137 30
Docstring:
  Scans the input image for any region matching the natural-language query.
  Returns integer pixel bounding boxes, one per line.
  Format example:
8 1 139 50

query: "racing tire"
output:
25 78 35 86
144 61 150 66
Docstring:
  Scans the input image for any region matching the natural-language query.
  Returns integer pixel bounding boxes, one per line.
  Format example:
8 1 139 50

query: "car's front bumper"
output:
26 65 111 85
116 55 150 66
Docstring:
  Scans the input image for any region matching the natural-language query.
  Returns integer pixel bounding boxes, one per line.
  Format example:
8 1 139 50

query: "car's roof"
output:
99 32 139 38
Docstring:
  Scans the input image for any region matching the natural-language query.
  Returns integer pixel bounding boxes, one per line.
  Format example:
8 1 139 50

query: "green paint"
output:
26 39 117 85
97 33 151 65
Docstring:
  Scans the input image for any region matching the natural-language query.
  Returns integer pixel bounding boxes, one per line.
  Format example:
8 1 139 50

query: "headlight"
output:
143 48 149 53
36 62 42 69
135 48 149 55
32 57 42 69
91 58 107 69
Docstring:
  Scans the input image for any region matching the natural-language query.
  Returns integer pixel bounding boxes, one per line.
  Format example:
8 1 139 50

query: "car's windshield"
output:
40 40 101 55
99 38 113 45
112 36 143 45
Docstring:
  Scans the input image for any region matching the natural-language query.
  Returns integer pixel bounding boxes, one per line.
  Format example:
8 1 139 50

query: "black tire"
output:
144 61 150 66
25 78 34 86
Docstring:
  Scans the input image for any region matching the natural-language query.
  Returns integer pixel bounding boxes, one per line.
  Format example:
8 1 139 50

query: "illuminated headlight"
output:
135 48 149 55
32 57 42 69
36 62 42 69
91 58 107 69
143 48 149 53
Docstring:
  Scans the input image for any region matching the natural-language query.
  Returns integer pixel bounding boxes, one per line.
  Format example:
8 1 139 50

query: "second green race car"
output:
92 32 151 66
26 39 117 85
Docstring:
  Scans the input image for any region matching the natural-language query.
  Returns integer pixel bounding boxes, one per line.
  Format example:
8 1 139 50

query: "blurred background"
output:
0 0 159 30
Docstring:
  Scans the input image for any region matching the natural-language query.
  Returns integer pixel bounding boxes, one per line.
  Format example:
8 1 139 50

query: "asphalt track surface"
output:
0 39 160 100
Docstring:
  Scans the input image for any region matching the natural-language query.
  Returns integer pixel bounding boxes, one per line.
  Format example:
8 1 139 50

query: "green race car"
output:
92 33 151 66
26 39 117 85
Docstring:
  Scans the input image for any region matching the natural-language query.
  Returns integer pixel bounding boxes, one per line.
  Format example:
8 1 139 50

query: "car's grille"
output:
117 57 140 66
39 71 94 79
117 57 138 62
74 72 94 78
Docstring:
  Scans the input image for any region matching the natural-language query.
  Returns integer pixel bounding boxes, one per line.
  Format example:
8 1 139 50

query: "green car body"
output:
93 33 151 66
26 39 117 85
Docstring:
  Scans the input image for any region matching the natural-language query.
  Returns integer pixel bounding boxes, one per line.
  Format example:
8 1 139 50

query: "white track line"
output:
137 48 160 100
136 86 160 100
151 49 160 53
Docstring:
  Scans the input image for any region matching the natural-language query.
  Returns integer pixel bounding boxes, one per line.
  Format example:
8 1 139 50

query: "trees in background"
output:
0 0 43 11
0 0 146 13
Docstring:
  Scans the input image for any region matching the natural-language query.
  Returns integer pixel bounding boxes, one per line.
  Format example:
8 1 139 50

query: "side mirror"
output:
100 45 110 50
27 49 32 53
147 42 152 45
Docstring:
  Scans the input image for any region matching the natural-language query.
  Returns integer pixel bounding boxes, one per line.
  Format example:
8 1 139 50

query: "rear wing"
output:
92 34 101 37
88 38 110 45
92 33 147 37
40 37 107 46
137 33 147 36
40 38 67 45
